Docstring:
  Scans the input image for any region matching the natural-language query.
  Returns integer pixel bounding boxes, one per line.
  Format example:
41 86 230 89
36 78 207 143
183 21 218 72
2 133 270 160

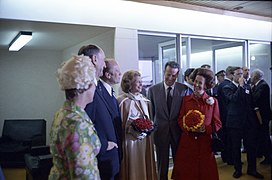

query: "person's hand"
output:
107 141 118 151
138 132 147 140
195 124 206 133
238 77 244 87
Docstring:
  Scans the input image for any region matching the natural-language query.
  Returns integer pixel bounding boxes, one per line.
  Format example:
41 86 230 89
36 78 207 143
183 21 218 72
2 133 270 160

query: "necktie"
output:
112 88 118 110
252 85 256 92
167 87 172 112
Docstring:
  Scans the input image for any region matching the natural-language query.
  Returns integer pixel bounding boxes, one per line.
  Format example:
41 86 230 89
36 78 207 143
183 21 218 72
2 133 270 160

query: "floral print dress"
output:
49 100 101 180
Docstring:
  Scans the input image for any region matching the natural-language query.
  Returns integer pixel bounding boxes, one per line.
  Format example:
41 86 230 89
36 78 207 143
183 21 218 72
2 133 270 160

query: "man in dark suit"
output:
148 61 189 180
223 66 263 179
78 45 122 180
243 66 251 85
209 69 226 98
251 69 272 165
217 66 233 164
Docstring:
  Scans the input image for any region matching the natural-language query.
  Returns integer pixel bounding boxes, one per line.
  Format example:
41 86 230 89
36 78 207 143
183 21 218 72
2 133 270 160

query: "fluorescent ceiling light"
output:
9 31 32 51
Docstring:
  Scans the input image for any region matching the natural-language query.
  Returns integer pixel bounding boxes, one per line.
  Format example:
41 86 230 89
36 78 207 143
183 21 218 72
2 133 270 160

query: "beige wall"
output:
0 30 117 144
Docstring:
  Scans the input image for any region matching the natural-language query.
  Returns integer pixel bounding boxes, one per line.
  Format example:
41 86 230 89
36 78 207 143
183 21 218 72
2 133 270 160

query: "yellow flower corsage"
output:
183 110 205 132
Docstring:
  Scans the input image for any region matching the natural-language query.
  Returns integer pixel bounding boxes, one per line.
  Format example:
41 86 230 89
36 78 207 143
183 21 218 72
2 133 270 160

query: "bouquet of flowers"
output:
131 118 154 135
183 110 205 132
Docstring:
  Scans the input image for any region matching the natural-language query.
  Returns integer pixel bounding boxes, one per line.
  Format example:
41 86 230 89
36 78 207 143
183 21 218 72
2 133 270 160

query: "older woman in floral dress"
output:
117 70 157 180
49 55 101 179
173 68 222 180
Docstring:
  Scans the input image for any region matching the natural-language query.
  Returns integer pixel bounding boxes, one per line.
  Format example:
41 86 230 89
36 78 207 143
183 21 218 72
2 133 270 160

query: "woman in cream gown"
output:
117 70 157 180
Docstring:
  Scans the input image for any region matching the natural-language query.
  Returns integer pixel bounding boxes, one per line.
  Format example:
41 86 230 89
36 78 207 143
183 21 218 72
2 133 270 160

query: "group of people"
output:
49 43 271 180
49 44 157 180
213 66 271 179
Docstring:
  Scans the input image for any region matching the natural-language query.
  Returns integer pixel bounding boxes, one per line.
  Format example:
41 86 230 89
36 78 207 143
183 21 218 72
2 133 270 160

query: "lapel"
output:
160 83 170 117
170 84 180 116
96 81 117 116
256 79 264 90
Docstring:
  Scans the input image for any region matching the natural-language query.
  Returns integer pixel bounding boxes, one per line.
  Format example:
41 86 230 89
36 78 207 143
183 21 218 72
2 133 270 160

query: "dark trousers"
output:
228 127 258 172
219 127 233 164
156 134 178 180
257 122 272 159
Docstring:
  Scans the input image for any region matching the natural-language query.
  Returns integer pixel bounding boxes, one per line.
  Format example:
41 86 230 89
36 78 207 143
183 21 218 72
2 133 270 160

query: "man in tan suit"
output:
148 61 190 180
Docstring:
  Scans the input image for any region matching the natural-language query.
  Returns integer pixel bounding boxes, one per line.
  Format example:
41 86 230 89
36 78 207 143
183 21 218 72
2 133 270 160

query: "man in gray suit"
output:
148 61 190 180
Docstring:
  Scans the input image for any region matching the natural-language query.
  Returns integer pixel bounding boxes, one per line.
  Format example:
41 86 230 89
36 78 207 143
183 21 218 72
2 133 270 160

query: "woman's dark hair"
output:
190 68 215 89
184 68 195 81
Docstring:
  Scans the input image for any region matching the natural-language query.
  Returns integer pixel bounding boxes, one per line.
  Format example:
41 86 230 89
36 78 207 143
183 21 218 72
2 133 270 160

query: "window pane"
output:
249 43 271 101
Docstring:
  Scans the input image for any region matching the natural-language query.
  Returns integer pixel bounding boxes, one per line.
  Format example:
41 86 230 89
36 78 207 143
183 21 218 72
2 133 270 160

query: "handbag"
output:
212 129 224 153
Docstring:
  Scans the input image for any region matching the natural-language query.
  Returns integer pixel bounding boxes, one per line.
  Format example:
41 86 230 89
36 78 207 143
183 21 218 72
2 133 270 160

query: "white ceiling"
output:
0 1 271 51
132 0 272 18
0 20 113 51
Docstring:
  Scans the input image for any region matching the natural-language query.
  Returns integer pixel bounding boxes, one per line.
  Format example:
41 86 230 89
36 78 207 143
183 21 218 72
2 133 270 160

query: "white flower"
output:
206 97 214 105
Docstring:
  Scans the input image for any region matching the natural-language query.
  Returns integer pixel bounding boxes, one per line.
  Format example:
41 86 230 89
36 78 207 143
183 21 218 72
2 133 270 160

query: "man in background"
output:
183 68 195 94
243 66 251 85
209 70 226 97
217 66 233 165
223 66 263 179
251 69 272 165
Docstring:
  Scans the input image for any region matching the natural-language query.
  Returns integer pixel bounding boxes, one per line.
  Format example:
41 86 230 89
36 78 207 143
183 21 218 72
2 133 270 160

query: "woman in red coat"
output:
173 68 222 180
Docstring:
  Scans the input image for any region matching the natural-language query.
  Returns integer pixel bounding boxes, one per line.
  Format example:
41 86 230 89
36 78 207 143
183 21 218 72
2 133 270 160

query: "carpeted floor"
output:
3 154 271 180
168 154 271 180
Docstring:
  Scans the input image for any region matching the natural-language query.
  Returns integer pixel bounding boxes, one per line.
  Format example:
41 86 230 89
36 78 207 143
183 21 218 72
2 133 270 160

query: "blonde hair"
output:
121 70 141 93
56 55 96 90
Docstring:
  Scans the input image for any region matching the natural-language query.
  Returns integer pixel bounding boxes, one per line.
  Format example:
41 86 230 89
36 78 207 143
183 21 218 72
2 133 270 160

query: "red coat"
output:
173 93 222 180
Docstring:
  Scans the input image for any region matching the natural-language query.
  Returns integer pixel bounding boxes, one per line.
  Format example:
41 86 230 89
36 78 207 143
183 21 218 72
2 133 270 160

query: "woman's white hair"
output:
56 55 96 90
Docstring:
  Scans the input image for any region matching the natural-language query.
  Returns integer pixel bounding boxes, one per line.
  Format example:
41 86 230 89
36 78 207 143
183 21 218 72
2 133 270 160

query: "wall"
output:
62 29 115 60
0 49 63 144
0 30 117 144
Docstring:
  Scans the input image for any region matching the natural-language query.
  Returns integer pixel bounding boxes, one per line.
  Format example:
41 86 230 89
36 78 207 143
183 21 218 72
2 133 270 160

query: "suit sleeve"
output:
85 99 108 156
147 88 155 121
252 83 267 105
222 85 243 102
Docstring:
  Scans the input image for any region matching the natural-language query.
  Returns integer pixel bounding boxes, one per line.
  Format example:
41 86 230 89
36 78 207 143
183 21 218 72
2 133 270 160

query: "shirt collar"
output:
184 81 193 90
164 82 175 91
232 81 239 87
100 79 112 96
255 79 261 86
225 77 232 82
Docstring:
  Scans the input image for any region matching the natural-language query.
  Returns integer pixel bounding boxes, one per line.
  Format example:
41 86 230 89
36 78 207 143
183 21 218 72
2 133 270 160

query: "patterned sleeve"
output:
64 118 100 179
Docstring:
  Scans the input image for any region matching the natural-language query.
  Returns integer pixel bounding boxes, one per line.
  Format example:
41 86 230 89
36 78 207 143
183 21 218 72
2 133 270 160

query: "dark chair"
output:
25 146 52 180
0 119 46 168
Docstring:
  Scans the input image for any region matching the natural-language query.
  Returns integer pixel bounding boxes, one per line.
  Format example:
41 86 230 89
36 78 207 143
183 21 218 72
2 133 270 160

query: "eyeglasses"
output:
234 73 243 76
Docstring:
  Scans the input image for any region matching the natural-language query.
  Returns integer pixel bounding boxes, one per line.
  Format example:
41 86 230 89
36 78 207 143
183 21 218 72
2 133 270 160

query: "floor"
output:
2 154 271 180
168 154 271 180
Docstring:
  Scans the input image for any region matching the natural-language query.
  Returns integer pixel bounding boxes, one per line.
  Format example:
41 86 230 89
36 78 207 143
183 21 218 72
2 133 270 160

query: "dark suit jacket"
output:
252 79 272 124
223 82 258 129
217 79 232 126
85 80 122 177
